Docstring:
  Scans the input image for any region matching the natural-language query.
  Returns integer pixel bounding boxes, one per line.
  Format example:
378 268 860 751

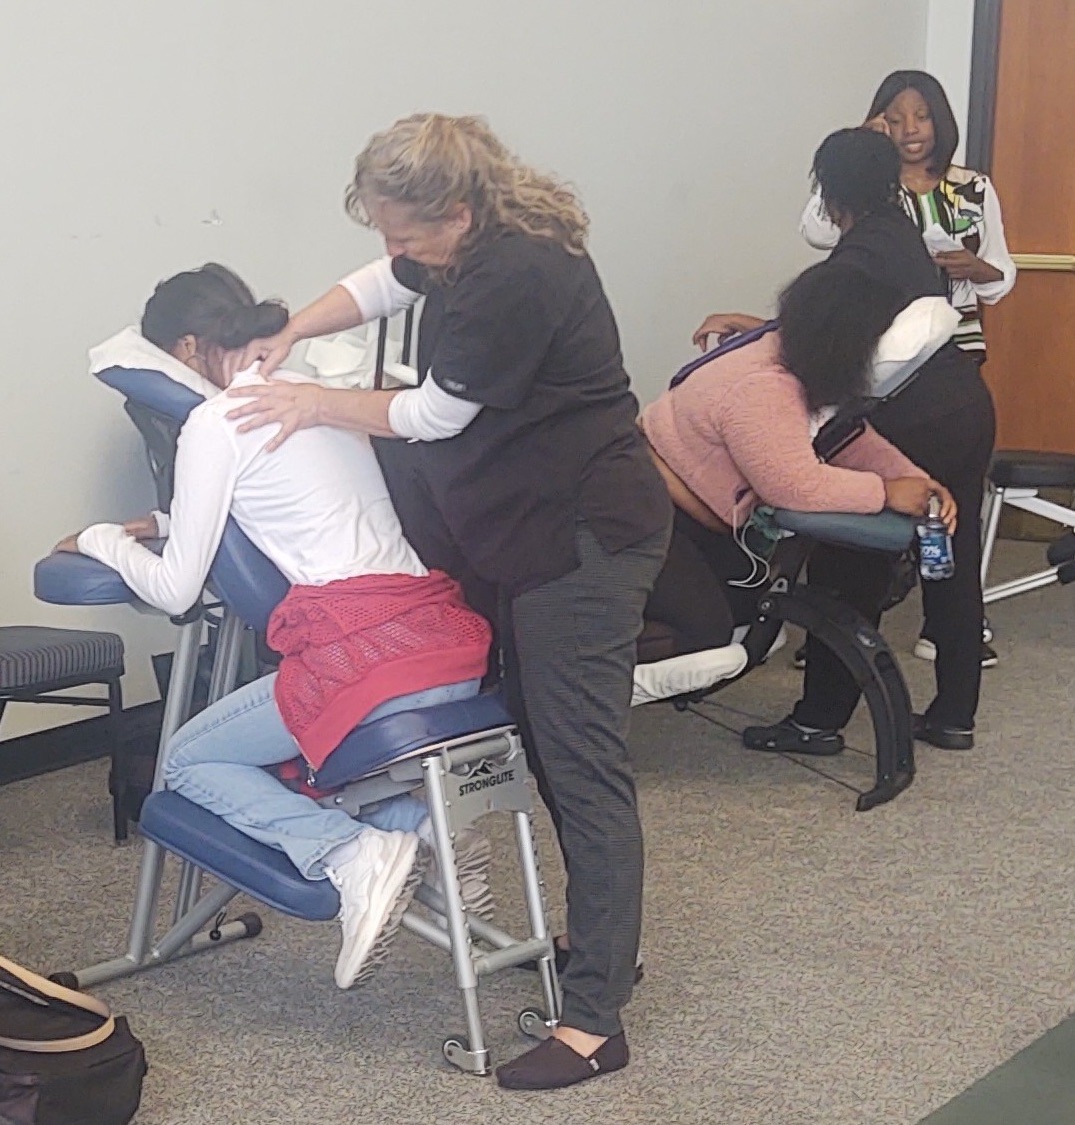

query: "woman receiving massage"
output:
53 263 493 990
642 259 957 672
687 127 993 754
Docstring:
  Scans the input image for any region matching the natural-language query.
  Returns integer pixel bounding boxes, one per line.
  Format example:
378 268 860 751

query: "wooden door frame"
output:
965 0 1003 173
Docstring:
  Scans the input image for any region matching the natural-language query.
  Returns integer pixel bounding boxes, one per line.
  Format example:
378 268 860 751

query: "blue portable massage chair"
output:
33 364 560 1077
637 319 928 811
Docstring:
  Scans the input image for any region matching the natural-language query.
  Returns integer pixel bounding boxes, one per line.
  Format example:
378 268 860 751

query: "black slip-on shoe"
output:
742 716 845 756
496 1032 629 1090
913 713 974 751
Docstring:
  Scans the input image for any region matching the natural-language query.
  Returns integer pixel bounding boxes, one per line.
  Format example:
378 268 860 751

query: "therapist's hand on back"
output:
226 381 326 452
884 477 957 533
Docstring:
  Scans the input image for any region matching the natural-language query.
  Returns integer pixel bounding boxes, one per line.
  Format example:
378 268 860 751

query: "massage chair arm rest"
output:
769 508 916 553
33 542 168 608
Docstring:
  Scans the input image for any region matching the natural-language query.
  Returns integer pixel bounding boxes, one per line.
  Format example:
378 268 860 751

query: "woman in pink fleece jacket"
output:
641 261 953 653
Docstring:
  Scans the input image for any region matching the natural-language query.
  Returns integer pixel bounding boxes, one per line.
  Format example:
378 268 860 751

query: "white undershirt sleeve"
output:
337 257 421 322
971 178 1017 305
76 412 239 616
799 191 842 250
387 373 484 441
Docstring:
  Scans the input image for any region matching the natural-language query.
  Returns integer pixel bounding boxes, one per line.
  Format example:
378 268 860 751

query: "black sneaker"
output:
792 644 807 670
742 716 845 756
912 713 974 751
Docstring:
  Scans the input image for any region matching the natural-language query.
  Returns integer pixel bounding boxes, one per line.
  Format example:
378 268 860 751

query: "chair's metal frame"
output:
980 484 1075 606
49 594 560 1075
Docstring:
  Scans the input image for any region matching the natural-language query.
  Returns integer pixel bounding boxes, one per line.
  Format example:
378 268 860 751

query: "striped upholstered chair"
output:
0 626 126 839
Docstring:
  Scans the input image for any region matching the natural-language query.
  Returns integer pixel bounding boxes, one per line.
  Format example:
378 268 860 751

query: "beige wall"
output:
926 0 975 163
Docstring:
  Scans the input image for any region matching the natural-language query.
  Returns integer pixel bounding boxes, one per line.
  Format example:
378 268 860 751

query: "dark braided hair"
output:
811 127 902 227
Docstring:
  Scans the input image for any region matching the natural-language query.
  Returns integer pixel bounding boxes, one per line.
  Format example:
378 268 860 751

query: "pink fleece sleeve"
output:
831 423 927 480
718 373 887 514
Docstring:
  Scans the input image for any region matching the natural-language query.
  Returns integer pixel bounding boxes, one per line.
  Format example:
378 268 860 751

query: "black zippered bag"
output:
0 955 146 1125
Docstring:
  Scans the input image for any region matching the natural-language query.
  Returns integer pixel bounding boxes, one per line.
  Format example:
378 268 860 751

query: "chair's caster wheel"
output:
518 1007 555 1040
47 972 80 990
442 1036 491 1076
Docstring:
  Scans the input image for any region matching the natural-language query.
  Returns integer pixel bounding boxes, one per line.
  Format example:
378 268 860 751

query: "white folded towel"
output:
631 644 749 707
868 296 960 401
305 328 419 389
88 327 217 400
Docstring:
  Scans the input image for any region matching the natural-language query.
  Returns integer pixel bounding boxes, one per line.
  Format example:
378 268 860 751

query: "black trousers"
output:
499 523 669 1035
793 383 996 732
645 510 762 652
377 439 672 1034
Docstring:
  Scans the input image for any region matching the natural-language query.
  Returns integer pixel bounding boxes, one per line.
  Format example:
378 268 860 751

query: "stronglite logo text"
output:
458 759 516 795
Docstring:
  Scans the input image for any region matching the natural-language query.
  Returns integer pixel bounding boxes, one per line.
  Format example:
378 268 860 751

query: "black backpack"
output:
0 956 146 1125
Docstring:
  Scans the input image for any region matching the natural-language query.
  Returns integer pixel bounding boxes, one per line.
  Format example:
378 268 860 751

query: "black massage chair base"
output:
665 536 916 812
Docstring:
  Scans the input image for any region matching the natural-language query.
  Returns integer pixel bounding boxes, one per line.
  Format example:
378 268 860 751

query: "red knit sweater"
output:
267 570 492 769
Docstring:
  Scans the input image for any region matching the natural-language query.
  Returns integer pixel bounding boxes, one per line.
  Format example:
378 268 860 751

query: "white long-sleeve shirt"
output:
337 258 483 441
799 166 1016 353
77 367 426 616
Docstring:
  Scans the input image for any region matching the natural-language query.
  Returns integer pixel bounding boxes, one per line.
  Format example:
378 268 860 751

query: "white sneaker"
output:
418 819 495 920
325 828 423 989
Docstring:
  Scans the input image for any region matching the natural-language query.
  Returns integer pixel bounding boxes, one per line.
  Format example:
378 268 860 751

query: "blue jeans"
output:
162 673 477 879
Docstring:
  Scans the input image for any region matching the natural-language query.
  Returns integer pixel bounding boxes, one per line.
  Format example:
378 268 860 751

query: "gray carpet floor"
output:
2 540 1073 1125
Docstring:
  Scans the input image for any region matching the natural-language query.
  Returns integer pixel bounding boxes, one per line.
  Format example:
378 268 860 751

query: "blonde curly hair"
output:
345 114 589 258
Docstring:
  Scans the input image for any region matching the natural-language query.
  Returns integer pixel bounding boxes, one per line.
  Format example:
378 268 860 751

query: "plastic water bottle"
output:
917 494 955 581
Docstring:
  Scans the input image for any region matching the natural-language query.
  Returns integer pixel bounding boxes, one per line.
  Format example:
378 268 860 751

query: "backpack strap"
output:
668 320 780 389
0 955 115 1053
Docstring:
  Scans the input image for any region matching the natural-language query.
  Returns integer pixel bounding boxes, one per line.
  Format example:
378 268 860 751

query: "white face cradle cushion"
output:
867 297 960 401
89 327 219 400
631 643 750 707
